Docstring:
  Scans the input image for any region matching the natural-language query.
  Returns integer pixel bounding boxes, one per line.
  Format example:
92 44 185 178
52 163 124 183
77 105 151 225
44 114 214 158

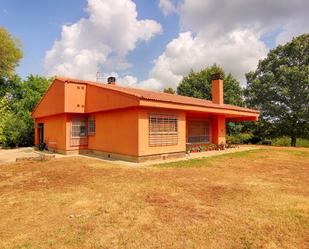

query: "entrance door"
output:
38 123 44 144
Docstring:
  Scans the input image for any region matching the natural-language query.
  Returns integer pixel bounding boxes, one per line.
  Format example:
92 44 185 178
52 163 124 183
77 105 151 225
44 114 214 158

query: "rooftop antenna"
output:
96 72 105 82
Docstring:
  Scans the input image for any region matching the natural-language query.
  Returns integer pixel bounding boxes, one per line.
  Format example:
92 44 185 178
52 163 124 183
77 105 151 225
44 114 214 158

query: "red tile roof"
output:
56 77 259 114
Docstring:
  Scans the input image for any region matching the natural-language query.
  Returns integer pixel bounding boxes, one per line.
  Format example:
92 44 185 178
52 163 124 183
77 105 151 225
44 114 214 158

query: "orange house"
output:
32 75 259 162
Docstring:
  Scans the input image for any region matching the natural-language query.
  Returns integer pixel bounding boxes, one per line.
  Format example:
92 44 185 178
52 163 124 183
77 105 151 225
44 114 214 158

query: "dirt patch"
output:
0 147 308 249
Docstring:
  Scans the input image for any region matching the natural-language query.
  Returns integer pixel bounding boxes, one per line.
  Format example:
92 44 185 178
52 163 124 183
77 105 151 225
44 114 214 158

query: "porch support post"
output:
211 115 226 144
34 121 39 145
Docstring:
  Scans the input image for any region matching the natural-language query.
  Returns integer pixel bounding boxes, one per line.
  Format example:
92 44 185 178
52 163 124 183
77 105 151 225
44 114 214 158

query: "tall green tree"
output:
177 65 245 137
245 34 309 146
177 64 244 106
0 75 51 147
0 27 23 79
163 87 176 94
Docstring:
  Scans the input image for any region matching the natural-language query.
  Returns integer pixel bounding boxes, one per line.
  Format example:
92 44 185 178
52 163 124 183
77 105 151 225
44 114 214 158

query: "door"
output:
38 123 44 144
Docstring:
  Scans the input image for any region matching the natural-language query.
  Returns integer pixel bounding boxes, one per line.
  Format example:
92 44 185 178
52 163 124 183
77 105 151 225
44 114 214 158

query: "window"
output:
88 118 95 135
187 119 211 143
149 113 178 146
71 119 88 146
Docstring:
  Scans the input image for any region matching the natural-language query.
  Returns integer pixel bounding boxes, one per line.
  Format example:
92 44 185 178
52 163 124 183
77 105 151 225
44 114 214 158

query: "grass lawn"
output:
0 147 308 249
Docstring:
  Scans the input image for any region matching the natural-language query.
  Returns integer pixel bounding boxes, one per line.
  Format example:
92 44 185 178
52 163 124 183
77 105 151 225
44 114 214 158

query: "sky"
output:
1 0 308 90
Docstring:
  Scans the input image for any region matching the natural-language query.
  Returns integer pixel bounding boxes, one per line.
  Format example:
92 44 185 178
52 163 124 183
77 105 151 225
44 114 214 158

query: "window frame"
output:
88 117 95 135
71 118 88 146
149 113 178 147
187 119 211 144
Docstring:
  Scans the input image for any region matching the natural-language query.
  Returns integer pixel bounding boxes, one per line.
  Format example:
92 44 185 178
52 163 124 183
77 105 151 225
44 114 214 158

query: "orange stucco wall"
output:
85 84 139 113
138 107 186 156
32 80 65 118
211 115 226 144
64 82 86 113
87 108 139 156
34 108 227 156
34 114 67 150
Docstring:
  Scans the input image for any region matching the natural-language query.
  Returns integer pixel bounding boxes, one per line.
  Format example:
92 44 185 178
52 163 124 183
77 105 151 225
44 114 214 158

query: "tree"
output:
163 87 175 94
177 64 244 106
245 34 309 146
0 27 23 79
0 75 51 147
177 65 245 137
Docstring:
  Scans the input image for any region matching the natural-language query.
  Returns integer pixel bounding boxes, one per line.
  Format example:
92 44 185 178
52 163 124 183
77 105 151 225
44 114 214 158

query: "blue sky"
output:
0 0 180 80
1 0 307 89
1 0 87 78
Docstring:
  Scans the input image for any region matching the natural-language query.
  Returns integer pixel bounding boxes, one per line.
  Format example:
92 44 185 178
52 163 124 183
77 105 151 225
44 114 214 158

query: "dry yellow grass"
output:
0 147 308 249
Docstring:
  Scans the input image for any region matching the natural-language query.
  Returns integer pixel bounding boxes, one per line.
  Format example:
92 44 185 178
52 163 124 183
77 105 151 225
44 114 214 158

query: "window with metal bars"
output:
149 113 178 146
88 118 95 135
187 119 211 143
71 119 88 146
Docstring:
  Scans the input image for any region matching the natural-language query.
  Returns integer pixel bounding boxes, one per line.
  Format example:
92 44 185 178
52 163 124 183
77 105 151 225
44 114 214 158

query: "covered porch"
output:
185 110 258 148
186 112 225 147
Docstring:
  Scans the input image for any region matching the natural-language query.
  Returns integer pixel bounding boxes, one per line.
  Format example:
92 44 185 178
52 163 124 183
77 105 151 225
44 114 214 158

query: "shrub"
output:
271 137 290 146
271 137 309 147
186 143 238 153
226 133 254 144
296 138 309 147
260 139 272 145
38 142 46 151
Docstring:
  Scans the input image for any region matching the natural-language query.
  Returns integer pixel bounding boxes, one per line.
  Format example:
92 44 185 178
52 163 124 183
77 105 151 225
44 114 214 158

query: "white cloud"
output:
142 0 309 90
44 0 162 80
45 0 309 91
95 71 138 87
276 19 308 45
146 30 267 89
158 0 177 16
93 71 163 91
179 0 309 38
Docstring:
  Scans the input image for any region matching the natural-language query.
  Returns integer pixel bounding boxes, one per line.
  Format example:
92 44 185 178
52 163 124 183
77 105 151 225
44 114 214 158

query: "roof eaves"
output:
139 97 259 114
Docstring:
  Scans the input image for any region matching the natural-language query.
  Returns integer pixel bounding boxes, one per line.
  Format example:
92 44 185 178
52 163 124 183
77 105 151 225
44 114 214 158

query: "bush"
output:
271 137 290 146
38 142 46 151
226 133 254 144
1 111 34 147
271 137 309 147
260 139 272 145
186 143 238 153
296 138 309 147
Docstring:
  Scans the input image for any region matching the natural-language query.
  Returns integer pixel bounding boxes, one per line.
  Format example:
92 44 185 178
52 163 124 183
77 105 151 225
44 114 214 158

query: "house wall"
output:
34 108 226 159
64 114 88 152
85 84 139 112
34 114 67 151
87 108 139 156
138 107 186 156
211 115 226 144
64 82 86 113
32 80 65 118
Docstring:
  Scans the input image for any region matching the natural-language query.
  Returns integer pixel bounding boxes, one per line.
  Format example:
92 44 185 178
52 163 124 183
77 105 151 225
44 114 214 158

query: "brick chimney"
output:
211 73 224 105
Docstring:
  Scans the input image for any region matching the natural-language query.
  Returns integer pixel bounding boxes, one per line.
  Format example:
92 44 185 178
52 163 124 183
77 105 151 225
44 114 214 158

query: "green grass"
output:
155 149 262 168
155 148 309 168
